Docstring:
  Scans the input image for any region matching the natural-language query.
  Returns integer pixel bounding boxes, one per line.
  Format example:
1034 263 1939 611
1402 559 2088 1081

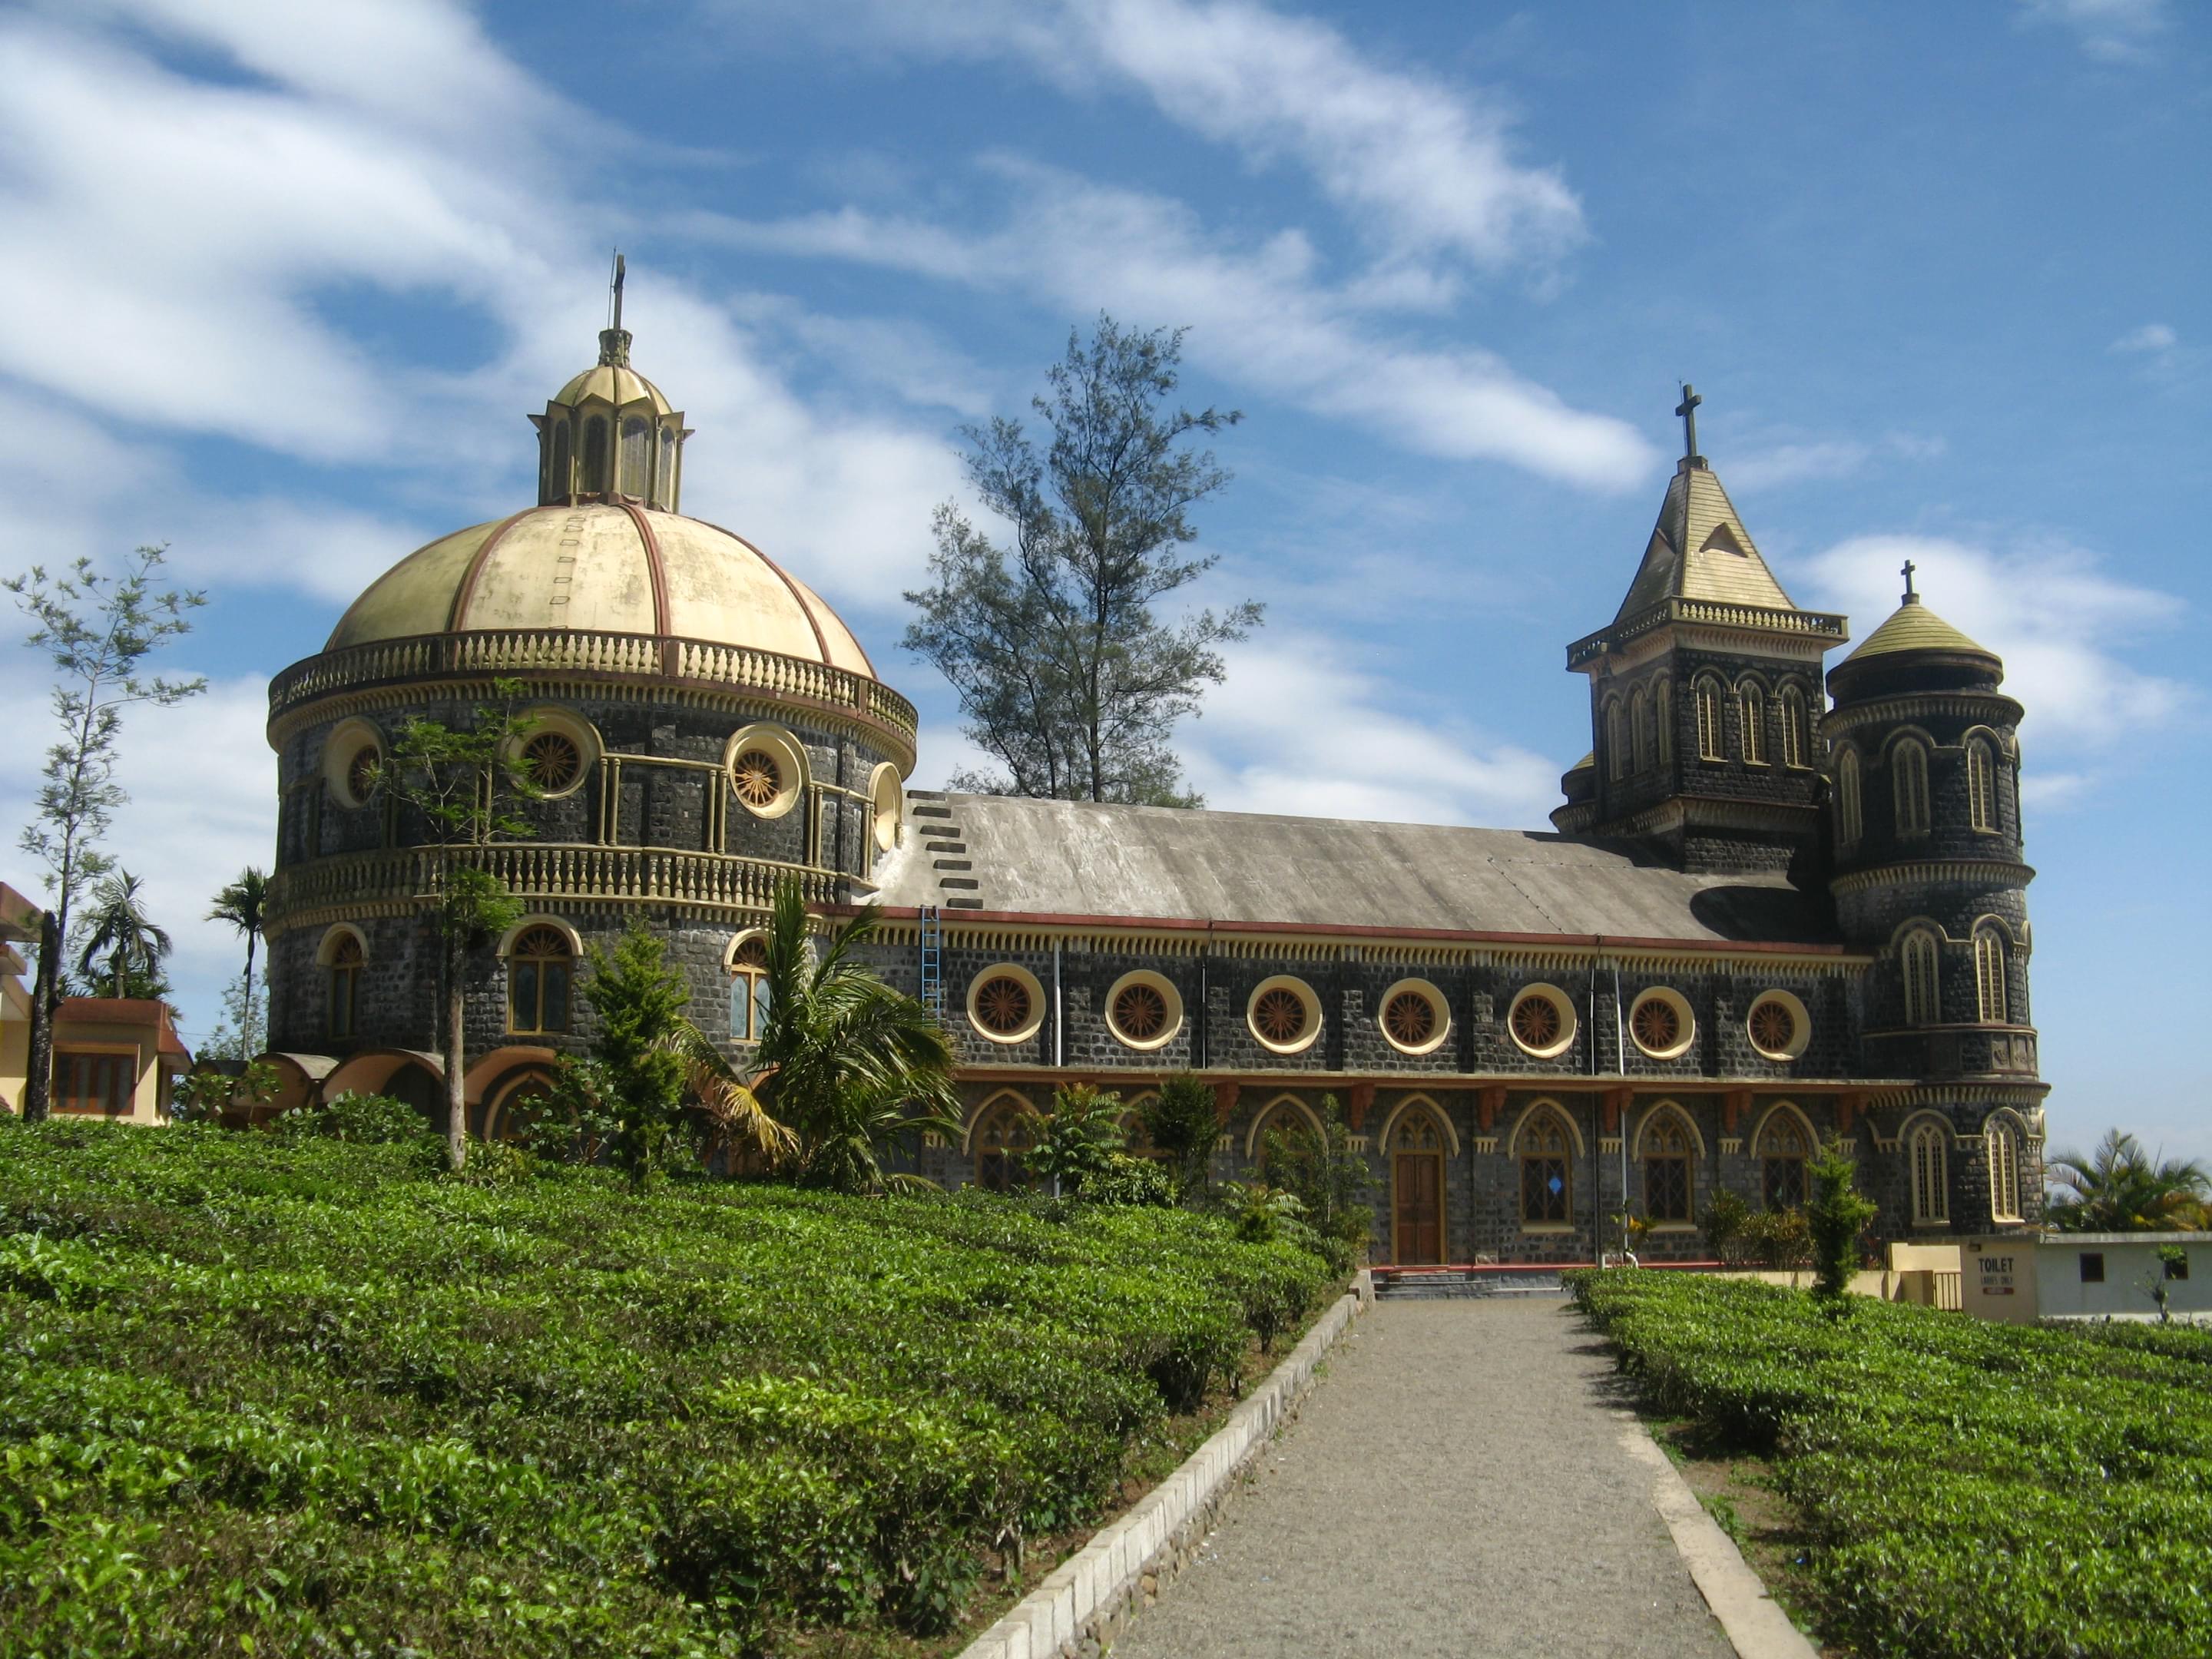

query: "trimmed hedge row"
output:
1569 1270 2212 1659
0 1123 1333 1654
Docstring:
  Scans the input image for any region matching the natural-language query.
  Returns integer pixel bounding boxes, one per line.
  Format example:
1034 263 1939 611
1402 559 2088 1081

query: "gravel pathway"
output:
1108 1296 1734 1658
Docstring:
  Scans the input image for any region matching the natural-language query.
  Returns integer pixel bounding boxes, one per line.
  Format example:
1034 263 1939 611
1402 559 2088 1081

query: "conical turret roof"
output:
1840 592 1993 664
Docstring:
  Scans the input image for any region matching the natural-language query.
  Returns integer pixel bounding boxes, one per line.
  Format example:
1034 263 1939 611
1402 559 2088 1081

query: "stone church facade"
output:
260 324 2047 1264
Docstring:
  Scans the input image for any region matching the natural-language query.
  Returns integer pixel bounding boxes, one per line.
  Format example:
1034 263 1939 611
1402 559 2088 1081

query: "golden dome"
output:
1840 594 1994 664
551 354 674 417
324 502 876 677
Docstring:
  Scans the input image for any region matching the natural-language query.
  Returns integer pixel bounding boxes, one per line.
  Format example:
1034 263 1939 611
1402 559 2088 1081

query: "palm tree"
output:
2047 1130 2211 1232
207 866 269 1055
745 879 959 1194
75 871 171 1000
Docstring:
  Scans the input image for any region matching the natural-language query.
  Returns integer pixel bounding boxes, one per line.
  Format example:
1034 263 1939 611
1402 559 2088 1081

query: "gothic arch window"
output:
1605 699 1627 780
1907 1118 1950 1226
1893 739 1931 838
326 932 364 1041
1519 1105 1574 1226
1737 680 1767 766
972 1095 1039 1193
1247 1096 1325 1168
1837 747 1863 849
729 932 771 1044
508 926 575 1035
1641 1107 1696 1224
1902 929 1941 1026
1780 687 1810 769
1695 678 1724 761
1985 1118 2024 1223
1973 926 2008 1025
1757 1108 1811 1210
581 415 610 493
1656 680 1674 765
1966 737 1998 833
1631 687 1652 773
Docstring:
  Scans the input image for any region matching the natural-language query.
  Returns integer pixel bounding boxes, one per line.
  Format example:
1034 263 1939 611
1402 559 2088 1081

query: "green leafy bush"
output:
0 1122 1330 1654
272 1090 439 1146
1570 1269 2212 1658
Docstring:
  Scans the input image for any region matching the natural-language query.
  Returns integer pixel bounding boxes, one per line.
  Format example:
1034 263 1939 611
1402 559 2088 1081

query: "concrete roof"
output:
875 794 1836 947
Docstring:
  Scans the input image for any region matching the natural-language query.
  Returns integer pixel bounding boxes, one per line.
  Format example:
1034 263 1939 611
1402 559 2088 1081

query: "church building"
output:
260 313 2046 1262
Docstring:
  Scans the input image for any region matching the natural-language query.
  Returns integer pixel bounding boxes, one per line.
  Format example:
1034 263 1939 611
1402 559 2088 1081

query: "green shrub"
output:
272 1091 437 1146
0 1121 1332 1653
1569 1270 2212 1657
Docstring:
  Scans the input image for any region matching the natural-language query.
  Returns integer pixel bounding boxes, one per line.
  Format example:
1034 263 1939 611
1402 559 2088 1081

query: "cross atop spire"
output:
1901 558 1919 604
1674 382 1703 464
597 250 632 367
609 250 626 333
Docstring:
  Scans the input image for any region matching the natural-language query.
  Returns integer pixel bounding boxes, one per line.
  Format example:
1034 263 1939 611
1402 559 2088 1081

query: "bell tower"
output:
1554 387 1849 873
528 253 693 511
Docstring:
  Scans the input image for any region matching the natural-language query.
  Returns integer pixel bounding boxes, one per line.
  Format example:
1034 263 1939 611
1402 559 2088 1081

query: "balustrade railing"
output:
267 843 843 925
268 628 918 742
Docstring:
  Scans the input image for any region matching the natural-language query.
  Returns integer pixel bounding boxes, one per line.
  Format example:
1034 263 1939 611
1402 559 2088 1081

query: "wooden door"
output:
1393 1152 1444 1264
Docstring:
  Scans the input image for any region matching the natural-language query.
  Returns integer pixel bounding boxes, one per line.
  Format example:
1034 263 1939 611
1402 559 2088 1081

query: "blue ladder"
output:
919 904 944 1019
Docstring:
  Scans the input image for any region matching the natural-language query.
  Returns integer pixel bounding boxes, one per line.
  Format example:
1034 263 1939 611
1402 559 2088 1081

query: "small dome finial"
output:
1901 558 1919 604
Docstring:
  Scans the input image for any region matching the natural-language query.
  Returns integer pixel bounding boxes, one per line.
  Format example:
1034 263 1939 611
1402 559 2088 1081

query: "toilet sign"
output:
1978 1254 2016 1296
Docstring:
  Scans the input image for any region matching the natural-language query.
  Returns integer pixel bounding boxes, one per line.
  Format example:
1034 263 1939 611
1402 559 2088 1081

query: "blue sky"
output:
2 0 2205 1159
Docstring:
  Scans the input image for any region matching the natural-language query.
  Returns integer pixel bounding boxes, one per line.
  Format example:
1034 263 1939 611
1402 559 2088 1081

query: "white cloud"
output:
690 161 1657 489
718 0 1585 272
1727 432 1946 492
2019 0 2171 63
2112 322 2178 353
1803 534 2190 804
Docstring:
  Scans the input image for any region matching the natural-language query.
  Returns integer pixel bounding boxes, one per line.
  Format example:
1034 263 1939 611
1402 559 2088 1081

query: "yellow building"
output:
0 882 193 1122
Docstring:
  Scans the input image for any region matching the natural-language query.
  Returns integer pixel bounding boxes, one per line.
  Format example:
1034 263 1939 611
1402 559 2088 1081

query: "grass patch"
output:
0 1121 1334 1654
1571 1269 2212 1659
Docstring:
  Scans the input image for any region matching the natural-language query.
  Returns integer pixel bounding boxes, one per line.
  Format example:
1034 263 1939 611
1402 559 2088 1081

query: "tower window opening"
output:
1909 1120 1950 1225
621 416 651 497
1631 687 1652 773
1986 1120 2023 1223
328 932 363 1041
1657 680 1674 766
1968 738 1998 832
1894 739 1931 837
730 933 770 1043
1780 687 1809 768
1974 927 2008 1024
548 419 571 502
1695 680 1723 760
1739 683 1766 765
581 416 610 494
1605 700 1626 780
1838 747 1863 848
658 425 677 506
1902 929 1941 1026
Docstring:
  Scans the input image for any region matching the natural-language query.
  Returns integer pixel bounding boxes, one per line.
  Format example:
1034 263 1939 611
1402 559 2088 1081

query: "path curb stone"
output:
955 1270 1374 1659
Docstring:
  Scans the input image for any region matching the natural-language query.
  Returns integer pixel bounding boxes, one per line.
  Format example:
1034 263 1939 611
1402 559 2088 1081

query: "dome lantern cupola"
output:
528 255 690 512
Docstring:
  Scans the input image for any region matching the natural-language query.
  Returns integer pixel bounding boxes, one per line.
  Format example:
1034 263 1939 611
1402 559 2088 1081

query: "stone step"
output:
908 789 949 801
945 896 985 910
924 839 965 853
932 859 972 872
912 804 955 819
938 876 980 890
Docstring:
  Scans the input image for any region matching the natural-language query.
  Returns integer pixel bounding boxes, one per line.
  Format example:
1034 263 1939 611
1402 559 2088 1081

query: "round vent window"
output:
1106 971 1183 1051
1746 990 1810 1061
1247 976 1321 1055
1377 979 1450 1055
1628 988 1696 1061
968 964 1045 1045
1506 985 1578 1059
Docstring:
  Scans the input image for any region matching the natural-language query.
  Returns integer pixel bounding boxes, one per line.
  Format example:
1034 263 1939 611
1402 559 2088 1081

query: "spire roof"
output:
1840 591 1994 664
1613 459 1797 621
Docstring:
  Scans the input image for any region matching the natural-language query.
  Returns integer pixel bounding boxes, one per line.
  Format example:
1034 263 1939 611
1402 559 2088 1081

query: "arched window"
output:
508 926 575 1035
1695 680 1724 760
1893 739 1931 837
621 416 651 497
1758 1112 1810 1210
1985 1120 2023 1223
1738 682 1766 765
1967 738 1997 832
1642 1109 1695 1224
1908 1120 1950 1226
328 933 363 1040
581 416 609 494
1837 748 1863 848
1780 687 1809 768
1605 700 1626 780
972 1098 1038 1193
1973 927 2007 1025
1520 1108 1574 1225
1902 929 1941 1026
729 933 771 1043
1631 687 1651 773
1250 1098 1323 1174
1656 680 1674 765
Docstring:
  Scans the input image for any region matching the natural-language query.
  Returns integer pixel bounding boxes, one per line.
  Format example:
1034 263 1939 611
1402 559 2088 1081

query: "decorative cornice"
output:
1820 690 2022 737
1830 859 2036 896
266 630 919 767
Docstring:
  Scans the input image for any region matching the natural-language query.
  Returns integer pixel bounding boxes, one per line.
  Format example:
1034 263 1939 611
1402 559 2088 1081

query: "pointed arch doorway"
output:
1390 1104 1449 1265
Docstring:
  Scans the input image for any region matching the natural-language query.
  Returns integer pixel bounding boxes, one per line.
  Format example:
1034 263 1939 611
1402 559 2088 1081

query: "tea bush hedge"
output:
0 1122 1333 1654
1570 1270 2212 1659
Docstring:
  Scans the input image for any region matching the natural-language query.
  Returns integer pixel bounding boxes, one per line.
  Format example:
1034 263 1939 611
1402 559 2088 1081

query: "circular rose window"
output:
346 743 381 804
1384 991 1435 1048
1506 985 1577 1058
1627 988 1696 1060
1745 991 1810 1061
1105 972 1182 1050
1246 976 1320 1054
975 975 1031 1036
1115 982 1167 1039
732 750 783 810
522 731 581 793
